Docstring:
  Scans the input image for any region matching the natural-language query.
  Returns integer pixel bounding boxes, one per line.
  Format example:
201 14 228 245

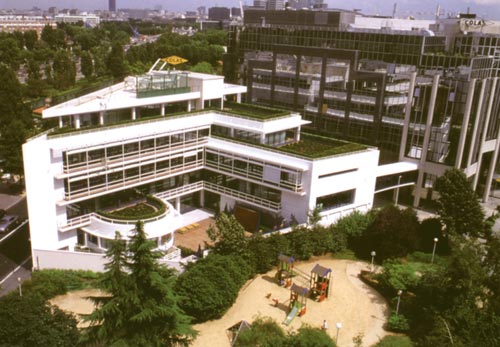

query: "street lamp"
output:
17 277 22 297
431 237 439 263
370 251 376 272
335 322 342 344
394 175 402 205
396 290 403 315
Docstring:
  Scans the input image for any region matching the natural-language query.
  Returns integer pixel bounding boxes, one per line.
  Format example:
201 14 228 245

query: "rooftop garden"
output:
222 102 290 120
97 195 167 221
46 103 292 138
278 133 369 158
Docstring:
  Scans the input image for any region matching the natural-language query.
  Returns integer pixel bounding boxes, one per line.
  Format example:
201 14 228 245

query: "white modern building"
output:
23 60 385 271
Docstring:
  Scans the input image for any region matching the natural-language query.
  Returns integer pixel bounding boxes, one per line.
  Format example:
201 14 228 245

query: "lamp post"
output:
370 251 376 272
394 175 402 205
17 277 22 297
335 322 342 344
431 237 439 263
396 290 402 315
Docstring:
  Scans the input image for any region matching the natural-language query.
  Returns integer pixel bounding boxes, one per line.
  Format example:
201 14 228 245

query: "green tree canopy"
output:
52 50 76 90
190 62 214 74
207 212 248 256
235 317 287 347
360 205 420 260
0 295 79 347
80 51 94 80
435 168 486 237
82 224 196 347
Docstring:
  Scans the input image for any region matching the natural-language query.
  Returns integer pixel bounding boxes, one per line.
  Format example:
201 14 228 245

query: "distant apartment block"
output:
0 16 56 36
55 14 100 27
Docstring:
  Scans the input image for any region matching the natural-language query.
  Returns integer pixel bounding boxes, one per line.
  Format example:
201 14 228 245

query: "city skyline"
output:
0 0 500 19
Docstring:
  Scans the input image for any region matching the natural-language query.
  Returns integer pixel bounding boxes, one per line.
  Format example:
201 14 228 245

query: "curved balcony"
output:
77 198 178 252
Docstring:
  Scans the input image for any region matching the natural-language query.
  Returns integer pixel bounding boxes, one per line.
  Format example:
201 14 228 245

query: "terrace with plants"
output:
46 102 292 139
218 132 369 160
96 195 167 223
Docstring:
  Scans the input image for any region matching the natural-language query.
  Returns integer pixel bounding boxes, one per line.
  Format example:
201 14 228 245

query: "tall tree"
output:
80 51 94 80
83 223 196 347
435 168 486 237
23 30 38 50
52 51 76 90
207 212 248 256
107 42 127 79
360 205 419 260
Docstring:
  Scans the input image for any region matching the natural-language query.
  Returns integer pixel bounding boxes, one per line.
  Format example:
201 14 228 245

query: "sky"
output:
1 0 500 20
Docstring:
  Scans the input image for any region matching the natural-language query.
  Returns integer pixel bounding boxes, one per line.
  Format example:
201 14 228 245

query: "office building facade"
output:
226 10 500 206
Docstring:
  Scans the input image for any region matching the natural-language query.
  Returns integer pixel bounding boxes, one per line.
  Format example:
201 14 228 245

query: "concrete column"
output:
261 133 266 144
200 190 205 207
484 118 500 202
99 111 104 126
473 78 497 190
414 74 440 207
175 197 181 212
466 79 487 169
455 79 477 168
161 103 165 116
236 93 241 103
221 97 224 110
58 116 63 128
295 126 301 142
399 72 417 161
131 107 136 120
74 114 81 129
187 100 192 112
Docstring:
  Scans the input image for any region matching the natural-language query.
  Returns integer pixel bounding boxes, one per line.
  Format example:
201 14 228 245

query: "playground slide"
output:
283 306 299 326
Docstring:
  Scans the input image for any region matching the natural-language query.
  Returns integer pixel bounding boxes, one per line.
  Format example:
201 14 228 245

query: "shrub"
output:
374 335 414 347
20 269 101 300
175 254 252 323
377 259 422 293
387 313 410 332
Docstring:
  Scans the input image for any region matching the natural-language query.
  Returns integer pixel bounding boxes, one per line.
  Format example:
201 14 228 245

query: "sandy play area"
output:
49 258 390 346
49 288 108 328
192 257 390 347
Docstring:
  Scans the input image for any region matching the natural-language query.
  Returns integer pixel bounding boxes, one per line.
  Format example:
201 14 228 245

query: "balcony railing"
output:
203 181 281 212
59 206 169 232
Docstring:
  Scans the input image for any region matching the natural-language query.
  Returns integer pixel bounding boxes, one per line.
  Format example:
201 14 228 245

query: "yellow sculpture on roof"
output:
162 56 188 65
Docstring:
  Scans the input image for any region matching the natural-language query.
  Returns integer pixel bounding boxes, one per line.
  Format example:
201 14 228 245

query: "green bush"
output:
19 269 101 300
374 335 414 347
377 260 422 293
175 254 252 323
387 313 410 332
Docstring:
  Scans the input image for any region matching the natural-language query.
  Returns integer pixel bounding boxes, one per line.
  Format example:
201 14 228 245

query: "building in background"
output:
226 10 500 206
208 7 231 21
109 0 116 12
55 13 100 26
0 16 56 36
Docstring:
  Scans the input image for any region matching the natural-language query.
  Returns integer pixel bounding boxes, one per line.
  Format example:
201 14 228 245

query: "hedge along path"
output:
191 257 391 347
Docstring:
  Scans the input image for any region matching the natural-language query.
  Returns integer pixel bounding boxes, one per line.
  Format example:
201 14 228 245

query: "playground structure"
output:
276 254 295 287
283 283 309 326
310 264 332 302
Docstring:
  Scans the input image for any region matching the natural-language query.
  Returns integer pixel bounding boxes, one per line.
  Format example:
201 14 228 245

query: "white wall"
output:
23 135 61 251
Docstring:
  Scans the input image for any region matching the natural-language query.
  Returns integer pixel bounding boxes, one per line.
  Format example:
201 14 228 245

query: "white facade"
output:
24 65 380 271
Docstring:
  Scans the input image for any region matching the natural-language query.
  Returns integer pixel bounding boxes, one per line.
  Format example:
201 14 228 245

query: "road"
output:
0 195 31 296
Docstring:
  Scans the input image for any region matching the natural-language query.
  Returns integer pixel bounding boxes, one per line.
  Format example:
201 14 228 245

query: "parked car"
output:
0 214 19 233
